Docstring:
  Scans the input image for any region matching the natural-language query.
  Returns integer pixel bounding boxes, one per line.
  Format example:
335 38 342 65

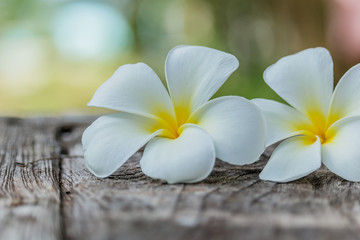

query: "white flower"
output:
253 47 360 182
82 45 266 183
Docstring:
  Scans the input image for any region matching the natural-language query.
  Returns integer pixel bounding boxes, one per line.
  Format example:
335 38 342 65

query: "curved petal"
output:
322 116 360 181
140 124 215 184
328 64 360 124
82 113 162 178
165 45 239 115
88 63 175 120
190 96 265 165
263 47 333 122
260 136 321 182
252 98 314 146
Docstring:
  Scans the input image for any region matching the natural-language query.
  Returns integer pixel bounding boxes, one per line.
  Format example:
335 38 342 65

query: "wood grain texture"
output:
0 117 62 240
1 116 360 240
57 117 360 240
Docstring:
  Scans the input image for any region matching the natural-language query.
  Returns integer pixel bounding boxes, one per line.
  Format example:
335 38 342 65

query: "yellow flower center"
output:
152 104 193 139
295 107 337 145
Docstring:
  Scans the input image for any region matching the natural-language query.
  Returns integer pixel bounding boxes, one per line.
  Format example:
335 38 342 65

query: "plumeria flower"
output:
82 45 266 183
253 47 360 182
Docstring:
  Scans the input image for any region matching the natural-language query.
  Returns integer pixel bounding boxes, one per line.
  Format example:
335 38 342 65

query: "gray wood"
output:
0 117 62 240
1 116 360 240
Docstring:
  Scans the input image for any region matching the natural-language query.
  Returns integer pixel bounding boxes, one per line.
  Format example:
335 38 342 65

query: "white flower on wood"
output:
82 45 266 183
253 47 360 182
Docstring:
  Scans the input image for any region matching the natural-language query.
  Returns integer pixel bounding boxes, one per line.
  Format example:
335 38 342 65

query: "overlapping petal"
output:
322 116 360 181
263 48 333 122
82 113 162 178
190 96 265 165
88 63 175 120
165 45 239 114
140 124 215 183
83 45 268 183
260 136 321 182
328 64 360 124
257 47 360 183
252 98 314 146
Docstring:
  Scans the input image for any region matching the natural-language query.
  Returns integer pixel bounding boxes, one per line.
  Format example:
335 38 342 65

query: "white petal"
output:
190 96 265 165
328 64 360 123
264 47 333 119
252 98 314 146
260 136 321 182
88 63 175 119
82 113 162 178
140 124 215 184
165 45 239 113
322 116 360 181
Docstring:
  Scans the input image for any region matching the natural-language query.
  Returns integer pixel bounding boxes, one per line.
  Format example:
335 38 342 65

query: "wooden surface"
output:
0 116 359 240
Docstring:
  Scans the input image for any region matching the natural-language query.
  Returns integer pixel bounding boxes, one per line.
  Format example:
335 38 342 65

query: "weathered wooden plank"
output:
1 116 359 240
0 117 62 240
58 117 360 240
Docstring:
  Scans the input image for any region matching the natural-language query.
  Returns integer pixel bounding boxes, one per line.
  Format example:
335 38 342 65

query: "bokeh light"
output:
51 1 133 61
0 28 50 95
0 0 353 115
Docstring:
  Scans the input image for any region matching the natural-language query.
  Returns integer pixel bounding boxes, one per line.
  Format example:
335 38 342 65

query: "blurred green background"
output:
0 0 356 115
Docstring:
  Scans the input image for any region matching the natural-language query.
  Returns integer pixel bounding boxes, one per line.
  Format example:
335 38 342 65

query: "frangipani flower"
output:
253 47 360 182
82 45 266 183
